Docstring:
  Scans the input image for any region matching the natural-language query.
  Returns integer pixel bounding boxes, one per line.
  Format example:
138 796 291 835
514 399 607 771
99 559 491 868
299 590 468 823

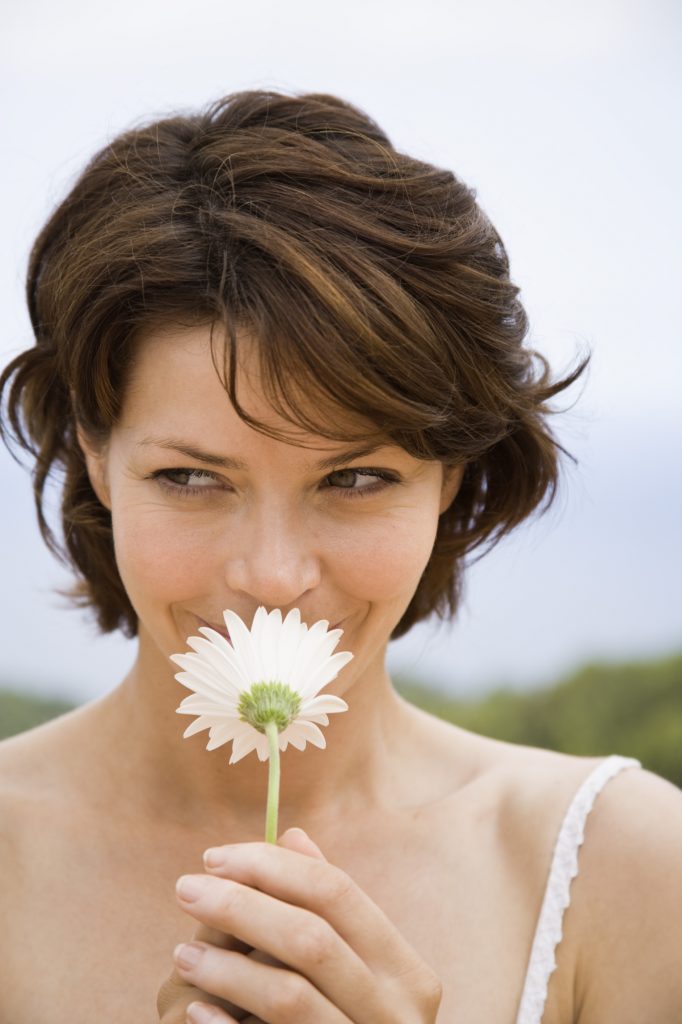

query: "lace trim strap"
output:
514 754 642 1024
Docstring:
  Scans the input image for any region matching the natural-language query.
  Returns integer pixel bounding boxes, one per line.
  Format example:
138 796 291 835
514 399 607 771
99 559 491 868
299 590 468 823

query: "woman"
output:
0 90 679 1024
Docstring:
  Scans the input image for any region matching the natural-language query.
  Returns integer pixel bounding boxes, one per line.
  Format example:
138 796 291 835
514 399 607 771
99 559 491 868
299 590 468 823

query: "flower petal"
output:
288 719 327 749
186 710 227 729
279 718 309 751
305 713 330 726
249 607 273 679
260 608 284 674
275 608 306 684
181 716 212 737
289 623 344 686
176 698 239 717
301 694 349 716
223 609 262 681
205 720 248 750
189 631 252 692
171 655 239 698
298 650 355 700
256 733 271 761
229 731 260 764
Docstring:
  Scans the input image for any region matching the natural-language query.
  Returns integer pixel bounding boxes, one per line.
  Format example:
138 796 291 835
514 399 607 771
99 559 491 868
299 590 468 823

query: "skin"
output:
3 321 682 1022
164 828 444 1023
78 321 464 1022
77 323 467 830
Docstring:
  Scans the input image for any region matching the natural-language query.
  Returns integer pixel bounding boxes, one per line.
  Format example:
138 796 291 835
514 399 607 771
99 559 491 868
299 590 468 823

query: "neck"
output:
89 630 417 839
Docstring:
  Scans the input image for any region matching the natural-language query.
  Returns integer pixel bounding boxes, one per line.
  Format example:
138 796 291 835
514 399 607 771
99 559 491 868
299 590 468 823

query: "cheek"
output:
110 502 213 605
332 507 439 600
108 490 441 611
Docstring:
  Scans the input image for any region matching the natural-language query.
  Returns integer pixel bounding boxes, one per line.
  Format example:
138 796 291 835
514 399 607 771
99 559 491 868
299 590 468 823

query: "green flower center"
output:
238 681 302 733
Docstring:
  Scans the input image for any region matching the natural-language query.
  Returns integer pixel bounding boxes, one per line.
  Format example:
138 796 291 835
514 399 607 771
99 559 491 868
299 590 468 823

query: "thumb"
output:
278 826 327 860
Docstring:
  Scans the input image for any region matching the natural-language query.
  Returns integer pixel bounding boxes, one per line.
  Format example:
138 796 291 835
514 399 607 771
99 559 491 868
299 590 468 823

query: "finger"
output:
174 941 353 1024
160 916 255 1021
192 921 253 955
277 827 327 860
156 967 234 1023
157 963 248 1023
158 947 289 1023
200 842 418 978
175 875 385 1021
186 1003 239 1023
191 924 290 975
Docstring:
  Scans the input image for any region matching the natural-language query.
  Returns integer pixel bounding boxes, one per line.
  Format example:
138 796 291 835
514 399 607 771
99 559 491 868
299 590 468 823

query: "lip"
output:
196 616 232 643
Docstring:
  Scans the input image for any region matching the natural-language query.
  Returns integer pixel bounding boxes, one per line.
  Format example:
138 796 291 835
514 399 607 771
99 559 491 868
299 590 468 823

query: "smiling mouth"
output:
195 614 346 644
196 617 232 643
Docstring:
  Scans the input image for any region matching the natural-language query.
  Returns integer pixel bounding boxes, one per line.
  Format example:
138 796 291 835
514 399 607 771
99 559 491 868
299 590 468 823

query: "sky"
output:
1 0 680 704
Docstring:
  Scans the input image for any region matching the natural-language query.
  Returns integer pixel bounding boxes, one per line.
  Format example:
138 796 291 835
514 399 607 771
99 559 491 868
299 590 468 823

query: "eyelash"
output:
149 467 400 500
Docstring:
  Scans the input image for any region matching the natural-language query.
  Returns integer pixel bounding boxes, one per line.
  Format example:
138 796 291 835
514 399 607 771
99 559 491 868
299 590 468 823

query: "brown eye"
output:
329 469 359 489
162 468 217 487
324 468 399 498
151 467 224 497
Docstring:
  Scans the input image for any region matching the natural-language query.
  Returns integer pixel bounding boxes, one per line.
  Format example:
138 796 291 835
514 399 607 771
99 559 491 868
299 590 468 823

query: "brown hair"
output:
0 89 588 641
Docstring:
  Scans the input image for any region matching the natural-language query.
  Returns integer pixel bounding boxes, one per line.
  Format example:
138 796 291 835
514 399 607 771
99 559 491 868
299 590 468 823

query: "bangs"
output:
205 237 475 462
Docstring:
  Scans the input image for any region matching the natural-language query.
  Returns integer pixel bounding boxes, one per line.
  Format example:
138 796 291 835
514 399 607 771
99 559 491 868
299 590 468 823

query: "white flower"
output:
170 607 353 764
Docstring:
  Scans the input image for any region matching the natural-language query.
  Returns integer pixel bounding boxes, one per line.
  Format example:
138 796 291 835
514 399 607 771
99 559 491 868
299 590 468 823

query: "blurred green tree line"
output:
1 650 680 788
395 650 682 788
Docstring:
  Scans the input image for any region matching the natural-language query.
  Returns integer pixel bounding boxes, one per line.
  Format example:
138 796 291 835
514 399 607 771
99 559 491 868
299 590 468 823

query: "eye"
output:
151 468 223 497
149 465 400 500
323 468 399 498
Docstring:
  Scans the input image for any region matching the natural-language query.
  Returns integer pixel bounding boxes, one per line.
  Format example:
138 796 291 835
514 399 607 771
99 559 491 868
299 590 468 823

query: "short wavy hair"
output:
0 89 587 641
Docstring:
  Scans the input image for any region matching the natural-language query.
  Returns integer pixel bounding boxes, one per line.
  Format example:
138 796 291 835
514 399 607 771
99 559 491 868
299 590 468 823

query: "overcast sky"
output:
1 0 680 704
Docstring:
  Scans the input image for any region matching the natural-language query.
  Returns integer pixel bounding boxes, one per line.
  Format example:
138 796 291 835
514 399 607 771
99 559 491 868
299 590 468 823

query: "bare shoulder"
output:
565 766 682 1023
405 702 610 829
0 701 89 792
415 705 610 819
470 736 610 875
0 704 93 861
0 718 67 936
405 696 606 792
0 704 107 950
440 733 680 1024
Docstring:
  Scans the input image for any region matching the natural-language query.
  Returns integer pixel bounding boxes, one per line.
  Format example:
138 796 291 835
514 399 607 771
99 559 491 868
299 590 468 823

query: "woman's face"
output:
79 324 464 687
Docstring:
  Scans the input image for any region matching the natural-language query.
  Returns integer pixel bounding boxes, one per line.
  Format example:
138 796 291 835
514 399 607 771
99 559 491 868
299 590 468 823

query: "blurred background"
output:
1 0 680 783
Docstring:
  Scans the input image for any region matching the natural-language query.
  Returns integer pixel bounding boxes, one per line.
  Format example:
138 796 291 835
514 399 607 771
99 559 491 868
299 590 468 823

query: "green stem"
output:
264 721 280 844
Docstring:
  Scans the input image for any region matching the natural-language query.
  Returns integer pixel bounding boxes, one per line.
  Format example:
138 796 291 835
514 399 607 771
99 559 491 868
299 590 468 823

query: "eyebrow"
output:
137 436 389 473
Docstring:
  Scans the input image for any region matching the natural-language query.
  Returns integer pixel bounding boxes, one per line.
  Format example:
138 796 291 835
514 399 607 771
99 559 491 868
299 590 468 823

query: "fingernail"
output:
187 1002 215 1023
203 847 225 868
174 942 203 968
176 875 208 901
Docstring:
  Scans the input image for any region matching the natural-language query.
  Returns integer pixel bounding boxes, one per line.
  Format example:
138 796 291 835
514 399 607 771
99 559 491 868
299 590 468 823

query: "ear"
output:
76 425 112 511
439 463 466 515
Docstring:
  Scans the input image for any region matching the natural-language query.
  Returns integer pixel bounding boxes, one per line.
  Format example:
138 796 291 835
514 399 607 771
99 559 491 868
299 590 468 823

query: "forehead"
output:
121 322 385 450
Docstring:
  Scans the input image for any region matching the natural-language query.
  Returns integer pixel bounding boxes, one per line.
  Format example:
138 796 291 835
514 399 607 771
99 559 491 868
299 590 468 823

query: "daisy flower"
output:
170 606 353 841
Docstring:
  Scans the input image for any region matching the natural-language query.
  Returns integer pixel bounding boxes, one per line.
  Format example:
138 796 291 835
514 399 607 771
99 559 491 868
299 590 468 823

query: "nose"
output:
223 502 322 610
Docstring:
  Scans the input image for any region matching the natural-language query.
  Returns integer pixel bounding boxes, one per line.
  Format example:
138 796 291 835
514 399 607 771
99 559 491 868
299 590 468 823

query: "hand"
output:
162 827 443 1023
157 829 329 1024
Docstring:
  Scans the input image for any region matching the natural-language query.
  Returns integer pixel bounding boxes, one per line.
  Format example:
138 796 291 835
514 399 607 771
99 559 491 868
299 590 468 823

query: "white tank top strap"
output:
514 753 643 1024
